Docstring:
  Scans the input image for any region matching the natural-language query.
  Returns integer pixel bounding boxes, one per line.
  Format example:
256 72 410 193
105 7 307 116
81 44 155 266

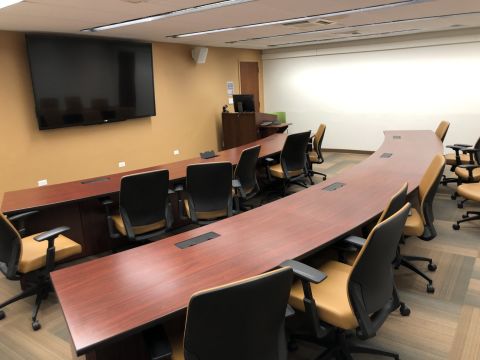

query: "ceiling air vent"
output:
282 18 336 29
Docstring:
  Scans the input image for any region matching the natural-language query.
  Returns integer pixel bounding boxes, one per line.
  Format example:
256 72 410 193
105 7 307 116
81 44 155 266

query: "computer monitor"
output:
233 94 255 112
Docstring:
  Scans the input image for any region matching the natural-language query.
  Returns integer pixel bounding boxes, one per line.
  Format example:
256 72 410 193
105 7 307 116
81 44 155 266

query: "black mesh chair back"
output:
119 170 170 228
186 162 233 216
377 183 408 223
0 213 21 280
234 145 261 198
184 267 293 360
348 203 411 339
281 131 311 175
473 140 480 164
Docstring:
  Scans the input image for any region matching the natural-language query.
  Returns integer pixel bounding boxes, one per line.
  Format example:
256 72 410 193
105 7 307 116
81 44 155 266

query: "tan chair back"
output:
0 212 22 280
418 154 445 219
313 124 326 155
435 121 450 142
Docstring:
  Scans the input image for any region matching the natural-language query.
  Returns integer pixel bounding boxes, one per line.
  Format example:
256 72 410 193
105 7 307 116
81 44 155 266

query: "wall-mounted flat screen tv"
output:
26 34 156 130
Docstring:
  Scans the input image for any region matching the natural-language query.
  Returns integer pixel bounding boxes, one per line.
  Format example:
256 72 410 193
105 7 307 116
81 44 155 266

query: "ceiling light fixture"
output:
169 0 430 38
227 12 478 44
267 28 422 48
0 0 23 10
83 0 255 32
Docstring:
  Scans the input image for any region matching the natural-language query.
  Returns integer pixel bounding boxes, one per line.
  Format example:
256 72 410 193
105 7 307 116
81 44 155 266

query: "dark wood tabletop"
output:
1 133 287 214
50 130 443 355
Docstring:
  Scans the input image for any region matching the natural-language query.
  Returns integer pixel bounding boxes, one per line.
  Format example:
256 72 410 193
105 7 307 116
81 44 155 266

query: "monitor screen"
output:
26 34 156 130
233 94 255 112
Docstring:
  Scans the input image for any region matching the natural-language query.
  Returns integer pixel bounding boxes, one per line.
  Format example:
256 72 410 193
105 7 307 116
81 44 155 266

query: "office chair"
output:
341 183 411 315
453 182 480 230
435 120 450 142
266 131 312 196
441 137 479 187
283 203 411 360
401 154 445 293
179 162 233 223
145 267 294 360
451 145 480 202
0 211 81 330
342 156 444 293
308 123 327 180
103 170 173 244
233 145 261 210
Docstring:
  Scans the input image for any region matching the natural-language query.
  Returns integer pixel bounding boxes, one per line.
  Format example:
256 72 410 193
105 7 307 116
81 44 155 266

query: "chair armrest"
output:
34 226 70 242
232 179 241 188
174 184 184 192
232 179 247 199
100 198 113 207
7 210 40 237
453 143 472 148
7 210 39 222
461 148 480 154
285 304 295 318
280 259 327 338
280 259 327 284
458 164 480 170
343 235 366 248
446 145 470 151
458 163 480 180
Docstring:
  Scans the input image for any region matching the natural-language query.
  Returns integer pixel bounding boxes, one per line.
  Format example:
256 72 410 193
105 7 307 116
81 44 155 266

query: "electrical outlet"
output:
173 149 180 156
118 161 126 168
38 179 48 187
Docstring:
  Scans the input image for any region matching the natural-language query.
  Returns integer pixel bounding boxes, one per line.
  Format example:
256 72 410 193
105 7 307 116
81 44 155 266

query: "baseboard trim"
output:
323 148 374 155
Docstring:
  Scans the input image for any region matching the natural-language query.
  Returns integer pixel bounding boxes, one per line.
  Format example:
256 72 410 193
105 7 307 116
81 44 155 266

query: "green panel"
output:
270 112 286 123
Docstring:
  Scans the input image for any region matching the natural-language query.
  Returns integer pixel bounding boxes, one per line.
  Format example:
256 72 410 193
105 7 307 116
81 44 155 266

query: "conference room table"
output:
46 130 443 359
1 133 288 257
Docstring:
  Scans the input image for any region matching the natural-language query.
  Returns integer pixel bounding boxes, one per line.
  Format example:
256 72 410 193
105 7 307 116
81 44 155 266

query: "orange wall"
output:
0 31 263 201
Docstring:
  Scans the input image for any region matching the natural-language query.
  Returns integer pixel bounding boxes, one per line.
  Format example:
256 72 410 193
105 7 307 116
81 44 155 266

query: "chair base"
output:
310 170 327 181
295 330 399 360
453 211 480 230
0 274 51 331
399 256 436 293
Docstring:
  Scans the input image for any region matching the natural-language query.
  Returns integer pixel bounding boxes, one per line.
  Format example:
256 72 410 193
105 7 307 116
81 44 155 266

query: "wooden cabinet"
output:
222 112 282 149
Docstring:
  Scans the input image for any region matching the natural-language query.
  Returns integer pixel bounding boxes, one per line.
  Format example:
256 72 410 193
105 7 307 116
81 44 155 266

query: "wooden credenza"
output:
222 112 285 149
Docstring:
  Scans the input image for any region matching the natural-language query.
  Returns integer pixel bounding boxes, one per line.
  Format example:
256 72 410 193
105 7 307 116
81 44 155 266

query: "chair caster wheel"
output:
457 203 464 209
428 263 437 272
427 284 435 294
32 320 41 331
451 194 457 200
0 310 5 320
400 304 411 317
452 223 460 230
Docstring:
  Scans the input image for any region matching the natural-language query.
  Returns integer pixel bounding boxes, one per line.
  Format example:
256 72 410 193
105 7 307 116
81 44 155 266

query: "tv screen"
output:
26 34 156 130
233 94 255 112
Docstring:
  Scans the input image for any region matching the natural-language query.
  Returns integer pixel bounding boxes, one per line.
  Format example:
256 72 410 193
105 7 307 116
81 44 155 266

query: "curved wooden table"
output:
0 134 288 257
1 133 287 214
51 130 442 356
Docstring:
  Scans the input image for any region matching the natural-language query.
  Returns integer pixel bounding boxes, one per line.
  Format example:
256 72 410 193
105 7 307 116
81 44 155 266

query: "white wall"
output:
263 32 480 151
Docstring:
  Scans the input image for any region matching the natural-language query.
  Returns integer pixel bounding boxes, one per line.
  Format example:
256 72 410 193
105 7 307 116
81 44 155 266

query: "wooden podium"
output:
222 112 287 149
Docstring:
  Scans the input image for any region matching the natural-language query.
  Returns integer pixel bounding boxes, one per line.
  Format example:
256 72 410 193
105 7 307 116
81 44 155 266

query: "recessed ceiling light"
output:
83 0 255 32
0 0 23 10
226 12 480 44
170 0 431 38
267 29 422 47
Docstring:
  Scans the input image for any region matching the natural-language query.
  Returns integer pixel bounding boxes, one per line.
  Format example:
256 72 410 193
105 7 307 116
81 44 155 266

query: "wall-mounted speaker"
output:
192 47 208 64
